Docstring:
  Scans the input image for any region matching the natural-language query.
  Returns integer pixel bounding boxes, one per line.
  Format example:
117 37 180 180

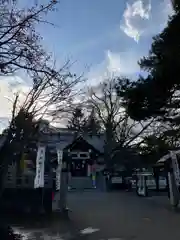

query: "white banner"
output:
170 151 180 187
56 149 63 190
34 146 46 188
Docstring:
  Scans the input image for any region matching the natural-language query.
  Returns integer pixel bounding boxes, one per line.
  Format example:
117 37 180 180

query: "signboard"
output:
34 146 46 188
111 177 122 184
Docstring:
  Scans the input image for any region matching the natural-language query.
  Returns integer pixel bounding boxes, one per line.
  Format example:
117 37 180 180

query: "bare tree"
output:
87 78 129 165
0 0 86 195
0 0 58 77
0 64 83 195
87 78 157 167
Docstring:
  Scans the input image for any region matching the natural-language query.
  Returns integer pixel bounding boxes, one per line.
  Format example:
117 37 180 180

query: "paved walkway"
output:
67 191 180 240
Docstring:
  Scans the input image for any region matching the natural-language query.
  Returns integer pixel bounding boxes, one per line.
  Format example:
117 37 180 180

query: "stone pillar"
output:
55 148 63 211
56 149 69 213
56 149 63 190
137 175 148 197
168 152 180 207
168 171 179 207
58 170 68 212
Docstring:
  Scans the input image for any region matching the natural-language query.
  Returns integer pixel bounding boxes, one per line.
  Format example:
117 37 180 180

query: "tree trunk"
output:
0 157 12 199
0 132 16 199
104 126 116 168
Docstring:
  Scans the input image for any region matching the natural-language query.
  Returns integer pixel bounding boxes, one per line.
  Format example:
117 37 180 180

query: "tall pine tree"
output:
122 7 180 125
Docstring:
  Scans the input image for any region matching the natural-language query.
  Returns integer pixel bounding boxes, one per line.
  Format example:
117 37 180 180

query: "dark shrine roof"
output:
64 135 104 154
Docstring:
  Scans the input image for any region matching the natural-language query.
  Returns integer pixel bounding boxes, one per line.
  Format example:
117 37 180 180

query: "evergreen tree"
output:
122 8 180 126
83 107 102 134
118 7 180 166
67 107 86 131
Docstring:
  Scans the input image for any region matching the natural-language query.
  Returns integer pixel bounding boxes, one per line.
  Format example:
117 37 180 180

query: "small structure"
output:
64 134 105 190
135 172 152 197
65 135 104 177
156 150 180 207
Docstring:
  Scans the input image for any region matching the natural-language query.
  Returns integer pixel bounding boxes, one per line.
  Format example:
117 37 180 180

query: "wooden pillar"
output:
87 164 91 177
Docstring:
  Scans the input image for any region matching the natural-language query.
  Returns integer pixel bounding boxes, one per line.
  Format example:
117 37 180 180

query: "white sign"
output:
34 146 46 188
56 149 63 190
111 177 122 184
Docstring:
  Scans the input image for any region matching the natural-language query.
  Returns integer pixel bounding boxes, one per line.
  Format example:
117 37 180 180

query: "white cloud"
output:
106 50 121 73
120 0 151 42
106 50 140 76
0 76 30 127
87 49 140 86
120 0 173 42
0 76 73 131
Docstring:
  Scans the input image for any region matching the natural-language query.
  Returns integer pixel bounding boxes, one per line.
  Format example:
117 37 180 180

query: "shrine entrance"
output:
64 135 102 190
65 136 99 177
70 159 88 177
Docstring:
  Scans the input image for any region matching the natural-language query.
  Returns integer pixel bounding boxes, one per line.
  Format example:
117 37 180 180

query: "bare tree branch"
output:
0 0 59 77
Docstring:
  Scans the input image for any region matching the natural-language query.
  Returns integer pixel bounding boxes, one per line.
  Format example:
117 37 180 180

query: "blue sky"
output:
0 0 173 131
36 0 172 82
